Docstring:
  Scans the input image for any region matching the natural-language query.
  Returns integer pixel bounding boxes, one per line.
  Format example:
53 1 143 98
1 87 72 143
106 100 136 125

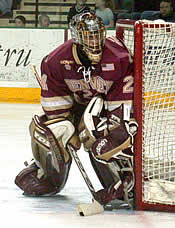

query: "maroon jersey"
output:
40 37 133 120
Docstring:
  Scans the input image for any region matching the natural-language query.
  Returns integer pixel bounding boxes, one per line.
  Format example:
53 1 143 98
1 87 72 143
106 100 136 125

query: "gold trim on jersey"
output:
43 104 72 112
41 96 73 112
41 95 73 103
72 44 82 65
107 36 124 47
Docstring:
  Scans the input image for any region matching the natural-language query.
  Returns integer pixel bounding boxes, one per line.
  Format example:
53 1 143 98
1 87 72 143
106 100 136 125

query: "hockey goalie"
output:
15 12 137 207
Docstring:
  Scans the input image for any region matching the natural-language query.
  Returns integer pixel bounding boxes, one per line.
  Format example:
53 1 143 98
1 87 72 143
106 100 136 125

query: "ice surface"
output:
0 103 175 228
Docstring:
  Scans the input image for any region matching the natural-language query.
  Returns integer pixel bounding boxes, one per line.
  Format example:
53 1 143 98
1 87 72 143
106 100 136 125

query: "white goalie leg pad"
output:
30 116 77 180
77 200 104 216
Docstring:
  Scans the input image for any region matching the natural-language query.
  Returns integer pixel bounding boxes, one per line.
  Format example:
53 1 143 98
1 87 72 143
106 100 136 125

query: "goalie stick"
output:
31 65 42 88
67 145 104 216
31 65 104 216
68 146 133 214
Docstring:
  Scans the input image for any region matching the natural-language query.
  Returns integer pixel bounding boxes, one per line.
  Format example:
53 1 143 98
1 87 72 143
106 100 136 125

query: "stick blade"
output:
77 200 104 216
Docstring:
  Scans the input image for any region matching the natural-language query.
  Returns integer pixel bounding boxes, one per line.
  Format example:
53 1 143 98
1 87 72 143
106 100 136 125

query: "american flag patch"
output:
101 63 115 71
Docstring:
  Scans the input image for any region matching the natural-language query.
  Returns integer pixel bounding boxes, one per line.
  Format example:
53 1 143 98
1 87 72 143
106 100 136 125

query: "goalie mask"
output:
70 12 106 63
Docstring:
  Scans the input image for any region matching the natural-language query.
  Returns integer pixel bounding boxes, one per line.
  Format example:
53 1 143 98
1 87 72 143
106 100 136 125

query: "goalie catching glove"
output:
78 96 137 161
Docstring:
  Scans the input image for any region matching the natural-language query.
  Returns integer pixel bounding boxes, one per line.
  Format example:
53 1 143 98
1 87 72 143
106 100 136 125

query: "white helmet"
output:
70 12 106 63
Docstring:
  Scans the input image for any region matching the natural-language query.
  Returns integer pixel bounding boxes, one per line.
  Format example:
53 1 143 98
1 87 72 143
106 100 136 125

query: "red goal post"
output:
116 19 175 212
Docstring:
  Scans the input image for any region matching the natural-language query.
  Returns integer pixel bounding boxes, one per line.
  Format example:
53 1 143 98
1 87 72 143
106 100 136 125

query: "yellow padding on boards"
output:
0 88 174 107
0 87 41 103
145 92 175 109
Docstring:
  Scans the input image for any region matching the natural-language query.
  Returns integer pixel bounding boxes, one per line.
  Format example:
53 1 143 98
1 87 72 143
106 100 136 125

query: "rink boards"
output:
0 28 115 103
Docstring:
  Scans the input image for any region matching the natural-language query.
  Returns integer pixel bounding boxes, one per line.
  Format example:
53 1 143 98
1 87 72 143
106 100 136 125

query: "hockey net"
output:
116 20 175 212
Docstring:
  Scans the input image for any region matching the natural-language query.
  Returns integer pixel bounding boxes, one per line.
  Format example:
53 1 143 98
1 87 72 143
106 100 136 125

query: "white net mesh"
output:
117 20 175 206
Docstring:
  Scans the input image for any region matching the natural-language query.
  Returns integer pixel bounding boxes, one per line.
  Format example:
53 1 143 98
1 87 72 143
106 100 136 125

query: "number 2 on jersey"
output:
123 75 134 93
